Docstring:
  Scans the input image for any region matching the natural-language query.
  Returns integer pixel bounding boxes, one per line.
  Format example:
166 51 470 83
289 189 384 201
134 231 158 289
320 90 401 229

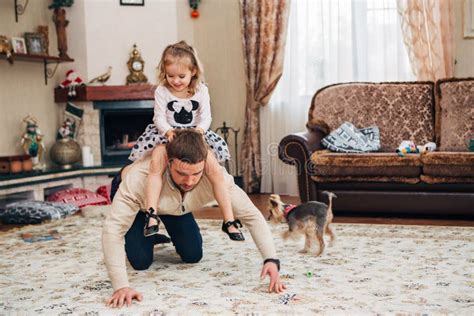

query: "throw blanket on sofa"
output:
322 122 381 153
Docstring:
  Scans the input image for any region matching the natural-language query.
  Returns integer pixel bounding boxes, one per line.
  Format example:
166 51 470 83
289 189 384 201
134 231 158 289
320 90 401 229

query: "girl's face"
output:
165 57 195 94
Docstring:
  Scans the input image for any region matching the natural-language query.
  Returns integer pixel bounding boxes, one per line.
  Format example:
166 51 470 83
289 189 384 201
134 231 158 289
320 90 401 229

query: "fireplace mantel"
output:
54 84 157 103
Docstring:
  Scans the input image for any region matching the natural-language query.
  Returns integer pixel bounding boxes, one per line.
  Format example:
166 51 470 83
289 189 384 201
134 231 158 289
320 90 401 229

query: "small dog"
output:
268 192 337 256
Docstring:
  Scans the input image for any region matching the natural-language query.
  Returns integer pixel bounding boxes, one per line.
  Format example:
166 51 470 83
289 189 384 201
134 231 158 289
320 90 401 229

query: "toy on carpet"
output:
59 69 85 97
268 192 337 256
396 141 437 157
277 293 299 305
21 230 61 243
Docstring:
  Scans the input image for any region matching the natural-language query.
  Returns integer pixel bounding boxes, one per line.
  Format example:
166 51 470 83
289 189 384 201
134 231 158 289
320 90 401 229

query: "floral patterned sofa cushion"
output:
0 200 79 224
310 150 422 183
307 82 436 152
436 78 474 151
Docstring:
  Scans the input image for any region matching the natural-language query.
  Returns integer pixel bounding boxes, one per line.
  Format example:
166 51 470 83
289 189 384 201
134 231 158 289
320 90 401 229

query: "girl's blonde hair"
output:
157 41 204 96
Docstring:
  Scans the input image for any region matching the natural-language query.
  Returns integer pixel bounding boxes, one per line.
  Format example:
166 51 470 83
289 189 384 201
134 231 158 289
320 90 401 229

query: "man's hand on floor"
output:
260 262 287 293
106 287 143 308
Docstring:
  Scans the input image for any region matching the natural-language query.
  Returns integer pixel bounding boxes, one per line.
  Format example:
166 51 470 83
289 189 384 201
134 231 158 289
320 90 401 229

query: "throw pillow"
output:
0 200 79 224
47 188 109 208
321 122 381 153
96 184 112 204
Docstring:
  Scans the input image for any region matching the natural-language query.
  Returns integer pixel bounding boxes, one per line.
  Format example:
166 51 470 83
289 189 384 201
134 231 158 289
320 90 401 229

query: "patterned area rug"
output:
0 212 473 315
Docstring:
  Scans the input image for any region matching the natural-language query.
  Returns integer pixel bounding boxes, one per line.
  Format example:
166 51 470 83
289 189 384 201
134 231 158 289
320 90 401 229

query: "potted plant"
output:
49 0 74 59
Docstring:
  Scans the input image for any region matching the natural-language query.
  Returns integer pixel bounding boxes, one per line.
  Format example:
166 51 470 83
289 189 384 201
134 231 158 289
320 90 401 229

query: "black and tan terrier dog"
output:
268 192 336 256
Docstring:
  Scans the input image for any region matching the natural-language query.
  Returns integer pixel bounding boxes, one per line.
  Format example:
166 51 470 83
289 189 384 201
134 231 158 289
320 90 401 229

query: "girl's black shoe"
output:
144 207 160 237
221 219 245 241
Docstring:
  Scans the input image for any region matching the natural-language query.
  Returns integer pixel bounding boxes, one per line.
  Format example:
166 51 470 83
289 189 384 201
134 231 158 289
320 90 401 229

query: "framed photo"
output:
24 32 47 55
120 0 144 5
464 0 474 38
11 37 27 54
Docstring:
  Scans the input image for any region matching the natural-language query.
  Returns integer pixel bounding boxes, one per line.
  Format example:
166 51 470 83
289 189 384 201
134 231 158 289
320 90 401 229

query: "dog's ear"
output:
270 199 279 208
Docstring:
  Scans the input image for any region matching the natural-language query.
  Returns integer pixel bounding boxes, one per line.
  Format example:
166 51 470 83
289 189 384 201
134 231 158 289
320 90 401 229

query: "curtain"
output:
239 0 291 193
261 0 415 195
397 0 455 81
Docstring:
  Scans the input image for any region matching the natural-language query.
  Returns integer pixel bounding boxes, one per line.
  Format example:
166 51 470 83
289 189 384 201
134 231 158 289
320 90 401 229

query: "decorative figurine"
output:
59 69 84 97
126 44 148 85
49 0 74 59
0 35 13 64
21 115 45 170
88 66 112 85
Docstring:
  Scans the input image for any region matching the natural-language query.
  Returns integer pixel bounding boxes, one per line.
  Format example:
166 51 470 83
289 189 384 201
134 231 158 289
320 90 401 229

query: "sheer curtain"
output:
261 0 415 195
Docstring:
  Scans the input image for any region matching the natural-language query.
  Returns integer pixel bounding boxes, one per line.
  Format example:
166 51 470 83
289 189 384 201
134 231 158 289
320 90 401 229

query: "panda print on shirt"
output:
167 100 199 125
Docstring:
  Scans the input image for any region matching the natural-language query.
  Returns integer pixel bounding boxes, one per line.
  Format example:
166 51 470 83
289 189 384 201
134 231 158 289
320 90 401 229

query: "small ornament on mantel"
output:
126 44 148 85
189 0 201 18
88 66 112 85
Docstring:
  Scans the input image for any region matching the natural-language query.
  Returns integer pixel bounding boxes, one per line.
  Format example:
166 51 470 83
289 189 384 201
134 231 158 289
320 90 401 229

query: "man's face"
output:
169 159 205 192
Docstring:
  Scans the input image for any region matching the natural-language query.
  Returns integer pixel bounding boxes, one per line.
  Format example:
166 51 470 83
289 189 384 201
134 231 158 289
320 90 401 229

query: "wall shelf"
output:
54 84 156 102
0 52 74 85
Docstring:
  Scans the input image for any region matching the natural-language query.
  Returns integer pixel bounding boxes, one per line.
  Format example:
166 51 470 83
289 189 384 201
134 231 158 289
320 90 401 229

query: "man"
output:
103 130 286 308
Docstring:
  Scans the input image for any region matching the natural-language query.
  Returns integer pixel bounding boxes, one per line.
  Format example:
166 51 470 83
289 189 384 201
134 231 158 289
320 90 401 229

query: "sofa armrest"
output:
278 129 325 166
278 129 325 202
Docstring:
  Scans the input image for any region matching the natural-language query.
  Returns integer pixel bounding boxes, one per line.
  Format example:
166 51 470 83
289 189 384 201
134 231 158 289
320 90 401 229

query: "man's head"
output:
166 129 208 192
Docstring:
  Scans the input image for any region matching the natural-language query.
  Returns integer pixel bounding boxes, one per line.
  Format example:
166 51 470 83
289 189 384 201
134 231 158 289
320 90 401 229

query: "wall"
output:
454 0 474 77
0 0 246 171
0 1 61 162
177 0 247 169
82 0 178 85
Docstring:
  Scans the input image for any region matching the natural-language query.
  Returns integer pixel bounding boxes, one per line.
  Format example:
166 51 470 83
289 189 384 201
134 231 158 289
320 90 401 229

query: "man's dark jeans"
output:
110 169 203 270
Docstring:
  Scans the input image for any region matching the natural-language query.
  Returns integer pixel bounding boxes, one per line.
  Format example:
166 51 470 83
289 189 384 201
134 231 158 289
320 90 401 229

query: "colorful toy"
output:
396 141 436 157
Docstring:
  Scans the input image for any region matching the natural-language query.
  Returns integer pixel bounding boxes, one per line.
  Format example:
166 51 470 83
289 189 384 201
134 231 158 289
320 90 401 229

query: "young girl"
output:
129 41 244 241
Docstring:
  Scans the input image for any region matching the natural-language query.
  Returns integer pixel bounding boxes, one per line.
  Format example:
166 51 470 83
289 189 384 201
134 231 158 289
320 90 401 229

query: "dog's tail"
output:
322 191 337 211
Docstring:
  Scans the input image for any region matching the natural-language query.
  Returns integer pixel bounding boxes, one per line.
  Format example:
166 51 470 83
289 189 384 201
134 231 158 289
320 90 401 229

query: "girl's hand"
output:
165 129 176 142
195 127 205 135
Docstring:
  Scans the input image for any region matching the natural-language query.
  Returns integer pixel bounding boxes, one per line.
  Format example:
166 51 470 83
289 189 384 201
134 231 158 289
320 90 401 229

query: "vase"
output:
50 138 81 169
53 8 70 59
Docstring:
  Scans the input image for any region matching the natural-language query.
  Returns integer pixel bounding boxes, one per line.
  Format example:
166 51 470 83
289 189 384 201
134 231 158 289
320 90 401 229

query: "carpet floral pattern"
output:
0 214 473 315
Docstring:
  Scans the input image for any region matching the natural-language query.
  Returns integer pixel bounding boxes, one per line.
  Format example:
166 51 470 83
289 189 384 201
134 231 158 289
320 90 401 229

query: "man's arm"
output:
102 167 146 290
227 181 286 293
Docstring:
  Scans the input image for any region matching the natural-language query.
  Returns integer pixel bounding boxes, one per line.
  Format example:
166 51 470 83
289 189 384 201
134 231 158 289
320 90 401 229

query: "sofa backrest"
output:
436 78 474 151
307 82 436 152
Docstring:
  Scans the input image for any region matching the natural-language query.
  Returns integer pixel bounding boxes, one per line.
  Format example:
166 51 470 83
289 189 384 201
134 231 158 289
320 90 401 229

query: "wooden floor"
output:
1 194 473 232
195 194 474 227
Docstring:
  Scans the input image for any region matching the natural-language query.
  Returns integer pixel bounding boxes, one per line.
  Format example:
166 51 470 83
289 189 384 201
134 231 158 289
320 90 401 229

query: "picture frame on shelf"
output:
11 37 27 54
120 0 144 6
24 32 47 55
465 0 474 38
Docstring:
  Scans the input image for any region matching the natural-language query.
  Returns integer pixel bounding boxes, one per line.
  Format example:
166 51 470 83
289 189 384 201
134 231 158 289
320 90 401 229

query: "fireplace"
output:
94 100 153 164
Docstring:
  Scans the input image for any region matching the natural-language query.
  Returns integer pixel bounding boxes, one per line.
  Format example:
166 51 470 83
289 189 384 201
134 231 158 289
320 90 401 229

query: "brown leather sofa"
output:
279 78 474 215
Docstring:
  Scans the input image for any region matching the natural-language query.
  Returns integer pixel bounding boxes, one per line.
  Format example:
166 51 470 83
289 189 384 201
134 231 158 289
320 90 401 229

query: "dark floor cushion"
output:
0 200 79 224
